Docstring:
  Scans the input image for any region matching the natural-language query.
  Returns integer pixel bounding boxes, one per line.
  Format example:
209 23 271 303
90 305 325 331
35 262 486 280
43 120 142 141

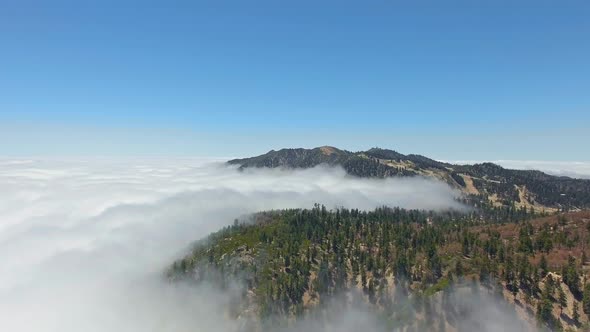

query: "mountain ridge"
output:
228 146 590 211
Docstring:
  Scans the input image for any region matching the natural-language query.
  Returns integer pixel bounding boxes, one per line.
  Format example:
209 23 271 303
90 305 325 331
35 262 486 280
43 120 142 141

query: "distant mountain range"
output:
228 146 590 211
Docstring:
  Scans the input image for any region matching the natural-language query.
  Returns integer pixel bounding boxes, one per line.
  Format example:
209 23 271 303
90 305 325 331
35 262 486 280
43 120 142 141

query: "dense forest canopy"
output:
169 204 590 331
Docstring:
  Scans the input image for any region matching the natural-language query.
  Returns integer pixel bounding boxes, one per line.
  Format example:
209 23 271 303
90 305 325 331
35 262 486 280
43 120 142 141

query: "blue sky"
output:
1 0 589 160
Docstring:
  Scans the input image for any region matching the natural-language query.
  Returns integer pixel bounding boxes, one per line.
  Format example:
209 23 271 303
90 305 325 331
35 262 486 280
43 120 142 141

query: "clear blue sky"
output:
1 0 589 160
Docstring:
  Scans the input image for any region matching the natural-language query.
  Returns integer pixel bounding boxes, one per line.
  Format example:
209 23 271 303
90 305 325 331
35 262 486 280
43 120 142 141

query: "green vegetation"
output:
424 277 450 296
169 205 590 331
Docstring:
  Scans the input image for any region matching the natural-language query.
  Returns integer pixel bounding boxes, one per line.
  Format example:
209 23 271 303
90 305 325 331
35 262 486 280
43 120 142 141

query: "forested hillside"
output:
228 147 590 211
169 206 590 331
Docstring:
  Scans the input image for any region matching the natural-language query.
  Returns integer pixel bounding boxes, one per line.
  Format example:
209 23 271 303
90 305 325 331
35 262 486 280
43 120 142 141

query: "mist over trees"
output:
171 204 590 331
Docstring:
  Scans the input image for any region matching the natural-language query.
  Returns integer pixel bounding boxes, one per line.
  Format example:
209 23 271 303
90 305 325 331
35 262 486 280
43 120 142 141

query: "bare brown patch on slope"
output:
319 146 337 155
460 174 480 195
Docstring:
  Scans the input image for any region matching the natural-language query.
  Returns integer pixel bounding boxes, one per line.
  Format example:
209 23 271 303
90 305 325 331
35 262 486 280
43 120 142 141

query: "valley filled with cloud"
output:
0 158 464 332
3 158 585 331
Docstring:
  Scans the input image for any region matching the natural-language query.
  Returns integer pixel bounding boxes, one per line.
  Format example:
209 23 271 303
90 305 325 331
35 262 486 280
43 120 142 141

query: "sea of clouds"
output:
1 157 565 331
0 158 469 332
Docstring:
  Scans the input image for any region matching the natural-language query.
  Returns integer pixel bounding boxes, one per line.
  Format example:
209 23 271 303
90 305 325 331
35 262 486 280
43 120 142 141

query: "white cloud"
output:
0 158 465 332
493 160 590 179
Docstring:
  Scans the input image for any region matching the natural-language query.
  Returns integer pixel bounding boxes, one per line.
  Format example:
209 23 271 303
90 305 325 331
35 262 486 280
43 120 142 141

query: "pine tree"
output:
573 301 580 324
563 255 581 296
558 284 567 314
539 254 548 277
583 283 590 314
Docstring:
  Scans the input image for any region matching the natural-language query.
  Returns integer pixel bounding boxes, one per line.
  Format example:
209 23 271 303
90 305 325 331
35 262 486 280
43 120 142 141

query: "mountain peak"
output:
316 146 340 155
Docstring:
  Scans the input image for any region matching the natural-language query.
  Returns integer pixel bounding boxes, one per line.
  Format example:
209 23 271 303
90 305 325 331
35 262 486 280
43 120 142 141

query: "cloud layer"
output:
0 158 464 332
493 160 590 179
